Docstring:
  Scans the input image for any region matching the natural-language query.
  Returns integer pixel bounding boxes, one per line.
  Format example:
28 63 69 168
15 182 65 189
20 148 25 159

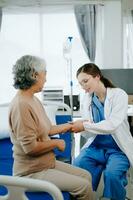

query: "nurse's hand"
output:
71 120 84 133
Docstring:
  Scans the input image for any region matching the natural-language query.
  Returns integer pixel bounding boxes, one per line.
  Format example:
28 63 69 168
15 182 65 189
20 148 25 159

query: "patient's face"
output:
35 71 47 93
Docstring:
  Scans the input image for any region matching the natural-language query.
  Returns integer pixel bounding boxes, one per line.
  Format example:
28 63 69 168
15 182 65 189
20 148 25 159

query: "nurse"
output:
72 63 133 200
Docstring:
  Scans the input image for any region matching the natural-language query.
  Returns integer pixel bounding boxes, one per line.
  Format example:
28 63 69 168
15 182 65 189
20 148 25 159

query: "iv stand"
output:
63 36 73 119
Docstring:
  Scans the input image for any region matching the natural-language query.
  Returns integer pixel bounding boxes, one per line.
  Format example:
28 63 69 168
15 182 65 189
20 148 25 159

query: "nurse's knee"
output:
104 169 119 181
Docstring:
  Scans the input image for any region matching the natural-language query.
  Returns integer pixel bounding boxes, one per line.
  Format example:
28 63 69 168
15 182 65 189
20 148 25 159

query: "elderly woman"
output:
9 55 93 200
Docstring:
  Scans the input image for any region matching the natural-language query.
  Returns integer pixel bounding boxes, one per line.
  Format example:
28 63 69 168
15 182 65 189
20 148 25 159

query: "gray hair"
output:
13 55 46 89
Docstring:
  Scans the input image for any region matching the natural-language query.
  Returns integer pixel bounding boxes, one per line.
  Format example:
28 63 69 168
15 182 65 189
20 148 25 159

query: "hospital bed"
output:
0 175 64 200
0 101 72 200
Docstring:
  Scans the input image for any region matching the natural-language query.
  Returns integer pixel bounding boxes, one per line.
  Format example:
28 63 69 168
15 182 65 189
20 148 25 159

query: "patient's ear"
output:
32 72 38 80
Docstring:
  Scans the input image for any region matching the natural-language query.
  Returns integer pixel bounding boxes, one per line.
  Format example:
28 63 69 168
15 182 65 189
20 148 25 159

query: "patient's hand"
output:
66 123 73 131
56 139 66 151
71 120 84 133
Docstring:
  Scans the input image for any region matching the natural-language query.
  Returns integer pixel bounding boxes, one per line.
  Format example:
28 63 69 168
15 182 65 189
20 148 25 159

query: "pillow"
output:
44 105 58 125
0 105 10 139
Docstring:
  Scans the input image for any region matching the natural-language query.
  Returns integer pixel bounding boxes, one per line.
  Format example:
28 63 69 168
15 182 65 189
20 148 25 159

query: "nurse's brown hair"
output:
76 63 115 88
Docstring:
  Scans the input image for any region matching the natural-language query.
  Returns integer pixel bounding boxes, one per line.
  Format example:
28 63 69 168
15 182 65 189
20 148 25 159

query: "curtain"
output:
0 8 2 31
123 9 133 68
74 5 97 62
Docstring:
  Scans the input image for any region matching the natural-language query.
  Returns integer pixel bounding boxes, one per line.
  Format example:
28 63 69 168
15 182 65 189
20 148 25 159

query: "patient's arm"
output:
27 139 65 156
49 123 72 136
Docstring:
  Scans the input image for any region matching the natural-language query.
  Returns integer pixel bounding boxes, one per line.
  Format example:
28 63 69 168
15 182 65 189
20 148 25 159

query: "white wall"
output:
103 0 122 69
122 0 133 68
122 0 133 9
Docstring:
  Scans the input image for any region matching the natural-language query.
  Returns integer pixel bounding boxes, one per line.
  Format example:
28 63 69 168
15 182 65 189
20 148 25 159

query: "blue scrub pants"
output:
73 146 130 200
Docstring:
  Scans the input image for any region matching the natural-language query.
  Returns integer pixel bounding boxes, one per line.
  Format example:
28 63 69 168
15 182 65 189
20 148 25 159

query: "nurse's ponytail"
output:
100 75 115 88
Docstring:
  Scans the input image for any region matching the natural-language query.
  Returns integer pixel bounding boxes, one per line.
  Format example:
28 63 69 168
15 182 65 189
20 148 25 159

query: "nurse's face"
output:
77 72 100 94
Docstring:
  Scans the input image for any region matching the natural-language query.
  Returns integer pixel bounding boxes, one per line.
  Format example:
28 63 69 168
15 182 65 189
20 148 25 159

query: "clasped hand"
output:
69 120 85 133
